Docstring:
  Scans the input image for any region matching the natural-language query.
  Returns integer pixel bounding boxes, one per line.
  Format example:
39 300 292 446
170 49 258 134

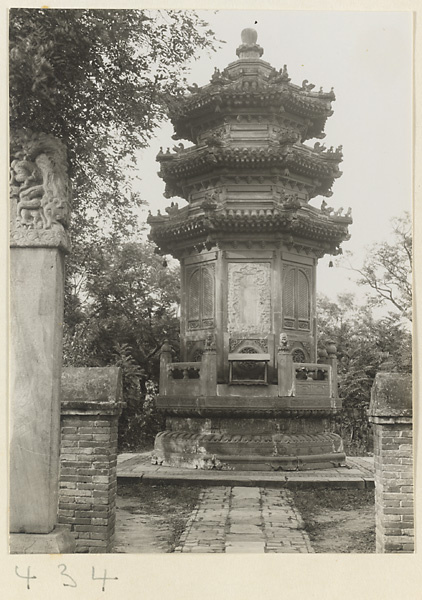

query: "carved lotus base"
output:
152 427 346 471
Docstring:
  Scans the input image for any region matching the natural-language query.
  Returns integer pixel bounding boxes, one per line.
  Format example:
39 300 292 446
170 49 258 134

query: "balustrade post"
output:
159 340 172 396
277 334 294 397
326 340 338 397
201 335 217 396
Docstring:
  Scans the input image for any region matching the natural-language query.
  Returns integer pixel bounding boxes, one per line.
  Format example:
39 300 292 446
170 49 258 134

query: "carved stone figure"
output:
278 333 290 352
165 202 179 217
320 199 334 215
204 334 216 352
172 143 185 153
313 142 326 153
301 79 315 91
10 130 71 250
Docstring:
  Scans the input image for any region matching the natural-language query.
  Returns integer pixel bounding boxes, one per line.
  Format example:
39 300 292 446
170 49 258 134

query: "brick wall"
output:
59 368 124 553
369 373 413 553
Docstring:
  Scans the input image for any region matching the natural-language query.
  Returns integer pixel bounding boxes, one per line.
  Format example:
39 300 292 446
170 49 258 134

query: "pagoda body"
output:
148 29 352 471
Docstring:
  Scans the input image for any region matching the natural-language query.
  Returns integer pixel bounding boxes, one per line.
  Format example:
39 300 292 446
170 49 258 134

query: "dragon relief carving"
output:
10 130 71 250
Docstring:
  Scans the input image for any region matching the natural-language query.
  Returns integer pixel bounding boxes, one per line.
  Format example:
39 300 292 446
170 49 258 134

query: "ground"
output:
291 489 375 553
114 482 375 553
114 482 200 553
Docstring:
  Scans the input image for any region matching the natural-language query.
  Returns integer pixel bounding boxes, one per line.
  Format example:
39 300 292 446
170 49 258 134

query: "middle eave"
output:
157 144 342 193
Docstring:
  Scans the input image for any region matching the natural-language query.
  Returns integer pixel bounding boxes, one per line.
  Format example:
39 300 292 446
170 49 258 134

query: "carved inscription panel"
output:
228 262 271 334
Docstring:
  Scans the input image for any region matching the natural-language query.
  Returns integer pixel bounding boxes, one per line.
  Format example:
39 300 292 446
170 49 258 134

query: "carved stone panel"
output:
228 262 271 334
229 338 269 353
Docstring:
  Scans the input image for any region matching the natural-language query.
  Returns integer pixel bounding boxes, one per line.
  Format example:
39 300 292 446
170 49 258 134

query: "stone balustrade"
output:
160 342 217 397
160 341 337 402
293 362 333 398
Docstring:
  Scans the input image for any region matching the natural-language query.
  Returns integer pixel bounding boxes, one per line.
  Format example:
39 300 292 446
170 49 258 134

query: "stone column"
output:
9 130 75 553
368 373 413 553
59 367 124 553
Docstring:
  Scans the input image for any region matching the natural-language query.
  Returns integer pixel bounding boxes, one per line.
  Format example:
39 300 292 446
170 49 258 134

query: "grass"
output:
117 482 200 551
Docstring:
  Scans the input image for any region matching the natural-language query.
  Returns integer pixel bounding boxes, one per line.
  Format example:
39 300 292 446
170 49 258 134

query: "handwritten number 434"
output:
15 565 118 591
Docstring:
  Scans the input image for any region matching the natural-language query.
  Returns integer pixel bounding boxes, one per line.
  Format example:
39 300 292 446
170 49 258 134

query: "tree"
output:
343 212 412 320
63 239 181 449
9 8 219 249
317 293 412 454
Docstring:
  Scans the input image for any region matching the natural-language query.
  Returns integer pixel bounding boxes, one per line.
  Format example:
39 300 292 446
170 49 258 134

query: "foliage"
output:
113 346 164 451
342 212 412 320
317 293 412 454
63 240 180 449
10 8 219 273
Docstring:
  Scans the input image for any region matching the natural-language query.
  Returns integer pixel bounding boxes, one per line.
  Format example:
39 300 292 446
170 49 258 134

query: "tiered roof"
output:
148 28 351 258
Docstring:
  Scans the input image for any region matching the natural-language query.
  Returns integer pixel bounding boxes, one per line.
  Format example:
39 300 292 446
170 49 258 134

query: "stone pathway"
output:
174 487 313 553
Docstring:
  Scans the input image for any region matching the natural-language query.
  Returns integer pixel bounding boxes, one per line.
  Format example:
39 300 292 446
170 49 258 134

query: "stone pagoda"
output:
148 29 352 471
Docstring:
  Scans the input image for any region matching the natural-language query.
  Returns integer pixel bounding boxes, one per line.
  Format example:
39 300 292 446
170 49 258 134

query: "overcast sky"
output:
135 10 412 305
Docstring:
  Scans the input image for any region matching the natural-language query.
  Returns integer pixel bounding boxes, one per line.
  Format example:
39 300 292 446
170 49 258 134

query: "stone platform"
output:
117 452 374 489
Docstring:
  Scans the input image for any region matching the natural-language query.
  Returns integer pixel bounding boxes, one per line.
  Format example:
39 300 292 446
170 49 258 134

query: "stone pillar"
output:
9 130 75 553
59 367 124 553
368 373 413 553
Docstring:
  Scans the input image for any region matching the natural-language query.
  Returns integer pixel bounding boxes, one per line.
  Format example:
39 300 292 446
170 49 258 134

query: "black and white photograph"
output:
6 3 418 595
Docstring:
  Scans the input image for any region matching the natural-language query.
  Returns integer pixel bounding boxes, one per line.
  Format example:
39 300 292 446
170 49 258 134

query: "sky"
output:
134 9 412 305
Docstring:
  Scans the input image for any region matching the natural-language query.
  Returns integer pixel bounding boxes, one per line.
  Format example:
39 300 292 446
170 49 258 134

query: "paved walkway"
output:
174 487 313 553
117 452 374 489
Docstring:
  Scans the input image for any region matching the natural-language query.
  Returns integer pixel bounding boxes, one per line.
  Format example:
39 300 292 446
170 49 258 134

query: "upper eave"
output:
168 76 335 142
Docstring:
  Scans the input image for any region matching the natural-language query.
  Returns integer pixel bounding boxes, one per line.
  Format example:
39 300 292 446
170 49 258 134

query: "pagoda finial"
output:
236 28 263 59
241 28 258 45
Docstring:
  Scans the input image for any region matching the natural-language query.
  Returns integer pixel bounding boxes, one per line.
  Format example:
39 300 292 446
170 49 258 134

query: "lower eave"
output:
148 210 351 254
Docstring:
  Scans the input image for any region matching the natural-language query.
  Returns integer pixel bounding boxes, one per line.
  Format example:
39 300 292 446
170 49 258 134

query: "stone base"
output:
10 526 76 554
153 430 346 471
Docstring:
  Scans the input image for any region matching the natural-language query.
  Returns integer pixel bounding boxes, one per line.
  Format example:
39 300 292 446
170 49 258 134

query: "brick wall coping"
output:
61 401 124 416
369 373 412 419
61 367 125 415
